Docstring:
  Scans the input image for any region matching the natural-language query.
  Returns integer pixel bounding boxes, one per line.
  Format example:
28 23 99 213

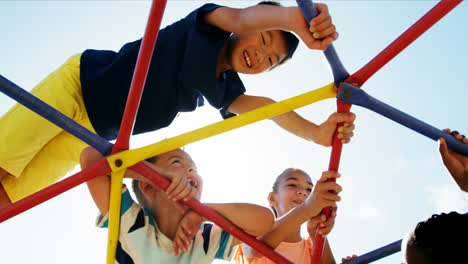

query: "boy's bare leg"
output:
0 183 12 209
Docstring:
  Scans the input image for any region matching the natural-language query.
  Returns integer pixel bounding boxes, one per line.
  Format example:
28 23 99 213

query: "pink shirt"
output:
235 237 314 264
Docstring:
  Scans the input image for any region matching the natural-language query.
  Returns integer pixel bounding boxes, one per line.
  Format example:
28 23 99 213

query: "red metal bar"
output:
0 159 112 223
311 99 350 263
312 1 462 262
130 162 294 264
352 0 462 86
112 0 168 152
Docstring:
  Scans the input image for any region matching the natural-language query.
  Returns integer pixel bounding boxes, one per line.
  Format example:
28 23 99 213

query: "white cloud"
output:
425 184 468 212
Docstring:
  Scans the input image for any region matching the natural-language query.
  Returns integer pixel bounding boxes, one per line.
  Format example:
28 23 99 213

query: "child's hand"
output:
314 112 356 147
164 169 198 203
307 208 337 238
173 210 203 255
288 3 338 51
304 171 342 217
341 255 358 262
439 129 468 191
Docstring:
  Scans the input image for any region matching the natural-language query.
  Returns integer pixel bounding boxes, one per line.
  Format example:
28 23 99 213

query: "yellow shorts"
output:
0 53 98 202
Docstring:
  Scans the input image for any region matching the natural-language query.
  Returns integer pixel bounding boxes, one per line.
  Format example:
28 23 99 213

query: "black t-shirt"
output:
80 4 246 140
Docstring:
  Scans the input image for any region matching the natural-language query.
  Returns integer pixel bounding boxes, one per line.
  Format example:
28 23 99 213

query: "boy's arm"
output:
227 94 355 146
80 147 111 216
203 203 275 246
204 3 337 50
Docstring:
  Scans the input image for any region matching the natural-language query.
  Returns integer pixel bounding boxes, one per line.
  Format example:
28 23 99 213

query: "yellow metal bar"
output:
106 170 125 264
108 83 337 171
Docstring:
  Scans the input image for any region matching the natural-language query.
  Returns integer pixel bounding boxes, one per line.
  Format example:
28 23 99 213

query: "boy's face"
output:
154 149 203 199
269 170 313 217
228 30 288 74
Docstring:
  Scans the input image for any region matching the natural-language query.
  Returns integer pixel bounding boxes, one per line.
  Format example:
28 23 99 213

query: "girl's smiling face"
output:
225 30 288 74
268 169 314 218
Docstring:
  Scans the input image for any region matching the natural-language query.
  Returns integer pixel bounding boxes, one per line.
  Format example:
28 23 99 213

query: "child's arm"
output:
80 147 111 216
205 3 337 50
173 209 203 255
314 239 335 264
204 203 275 246
228 94 356 146
307 210 337 264
439 129 468 192
80 147 197 216
242 171 342 259
172 203 274 253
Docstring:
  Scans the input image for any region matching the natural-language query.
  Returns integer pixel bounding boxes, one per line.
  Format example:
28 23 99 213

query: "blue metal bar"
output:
0 74 112 155
337 83 468 156
296 0 350 86
341 240 401 264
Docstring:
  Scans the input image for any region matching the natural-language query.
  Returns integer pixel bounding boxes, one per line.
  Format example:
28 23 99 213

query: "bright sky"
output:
1 1 467 264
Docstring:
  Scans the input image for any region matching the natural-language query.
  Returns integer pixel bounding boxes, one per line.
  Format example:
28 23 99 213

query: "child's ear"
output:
267 192 277 207
138 181 158 196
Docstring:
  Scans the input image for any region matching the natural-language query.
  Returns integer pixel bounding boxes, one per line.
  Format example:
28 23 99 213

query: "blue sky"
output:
1 1 467 263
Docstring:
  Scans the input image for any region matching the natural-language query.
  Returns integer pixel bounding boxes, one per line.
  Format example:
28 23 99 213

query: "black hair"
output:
131 155 159 206
257 1 299 67
405 212 468 264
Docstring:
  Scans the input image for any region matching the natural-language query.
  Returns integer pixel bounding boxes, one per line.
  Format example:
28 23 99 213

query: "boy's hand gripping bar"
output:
296 0 350 87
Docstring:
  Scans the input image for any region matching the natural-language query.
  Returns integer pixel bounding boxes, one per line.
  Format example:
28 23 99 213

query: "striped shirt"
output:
96 187 235 264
